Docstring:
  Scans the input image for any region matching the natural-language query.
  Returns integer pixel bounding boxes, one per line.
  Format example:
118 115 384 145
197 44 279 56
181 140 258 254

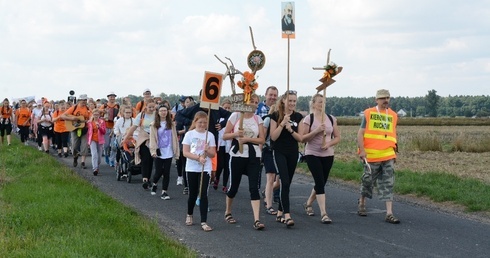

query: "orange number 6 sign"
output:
200 71 223 110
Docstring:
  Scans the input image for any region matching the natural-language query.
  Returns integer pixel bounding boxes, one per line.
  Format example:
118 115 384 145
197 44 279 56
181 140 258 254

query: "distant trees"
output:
119 90 489 118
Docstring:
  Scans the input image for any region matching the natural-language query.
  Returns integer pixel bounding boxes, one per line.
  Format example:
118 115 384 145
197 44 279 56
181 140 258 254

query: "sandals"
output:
225 213 237 224
303 203 314 216
276 216 285 223
265 207 278 215
253 220 265 230
284 218 295 227
185 215 193 226
357 201 367 216
321 214 332 224
385 214 400 224
201 222 213 232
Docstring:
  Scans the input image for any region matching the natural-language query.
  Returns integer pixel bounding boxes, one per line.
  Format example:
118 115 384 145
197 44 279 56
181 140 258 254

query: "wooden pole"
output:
322 49 331 146
198 104 212 200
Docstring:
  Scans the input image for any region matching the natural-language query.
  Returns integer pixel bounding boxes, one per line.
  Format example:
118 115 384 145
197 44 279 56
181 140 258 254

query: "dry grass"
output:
335 126 490 184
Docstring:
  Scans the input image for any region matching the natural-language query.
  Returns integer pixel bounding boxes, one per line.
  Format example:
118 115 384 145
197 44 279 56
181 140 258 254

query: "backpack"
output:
308 113 334 139
137 100 145 113
104 103 120 122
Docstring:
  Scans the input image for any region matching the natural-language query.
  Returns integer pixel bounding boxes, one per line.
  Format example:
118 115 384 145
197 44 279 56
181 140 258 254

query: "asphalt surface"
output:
40 145 490 258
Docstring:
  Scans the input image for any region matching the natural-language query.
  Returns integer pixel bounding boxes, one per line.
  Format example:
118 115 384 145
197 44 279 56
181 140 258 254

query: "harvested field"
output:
335 126 490 184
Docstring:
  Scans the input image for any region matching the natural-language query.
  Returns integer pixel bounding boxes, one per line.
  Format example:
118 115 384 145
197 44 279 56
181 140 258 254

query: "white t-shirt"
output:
114 117 134 138
132 112 155 140
182 129 216 173
227 112 263 158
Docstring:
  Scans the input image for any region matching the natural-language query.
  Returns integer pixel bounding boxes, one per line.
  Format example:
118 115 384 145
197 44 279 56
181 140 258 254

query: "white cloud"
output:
1 0 489 102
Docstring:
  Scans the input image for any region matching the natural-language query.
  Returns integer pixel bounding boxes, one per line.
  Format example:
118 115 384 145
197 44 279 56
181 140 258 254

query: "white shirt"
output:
182 129 216 173
227 112 263 158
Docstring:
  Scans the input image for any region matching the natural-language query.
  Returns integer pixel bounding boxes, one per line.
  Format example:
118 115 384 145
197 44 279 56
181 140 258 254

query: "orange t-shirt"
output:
134 100 146 115
15 108 31 126
1 107 12 119
53 110 67 133
63 104 91 122
91 121 99 142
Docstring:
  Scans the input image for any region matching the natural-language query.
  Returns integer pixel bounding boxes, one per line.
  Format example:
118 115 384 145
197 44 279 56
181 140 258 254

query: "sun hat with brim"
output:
376 89 390 99
143 88 151 94
107 92 117 97
79 94 88 100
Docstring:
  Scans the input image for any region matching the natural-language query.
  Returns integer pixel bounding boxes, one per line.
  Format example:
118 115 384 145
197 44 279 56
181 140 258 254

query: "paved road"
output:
44 147 489 258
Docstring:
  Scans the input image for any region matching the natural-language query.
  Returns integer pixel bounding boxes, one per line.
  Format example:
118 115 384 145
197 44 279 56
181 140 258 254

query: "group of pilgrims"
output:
1 85 341 232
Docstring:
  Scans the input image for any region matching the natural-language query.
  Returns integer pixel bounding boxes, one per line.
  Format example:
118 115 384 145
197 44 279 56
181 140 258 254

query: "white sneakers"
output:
176 176 183 186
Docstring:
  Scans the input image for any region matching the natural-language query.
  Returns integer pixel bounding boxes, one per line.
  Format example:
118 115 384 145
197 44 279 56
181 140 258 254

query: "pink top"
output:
303 114 335 157
87 118 107 145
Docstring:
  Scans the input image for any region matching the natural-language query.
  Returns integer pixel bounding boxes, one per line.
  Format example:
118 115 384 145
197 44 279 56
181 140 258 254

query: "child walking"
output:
87 109 106 176
182 111 216 232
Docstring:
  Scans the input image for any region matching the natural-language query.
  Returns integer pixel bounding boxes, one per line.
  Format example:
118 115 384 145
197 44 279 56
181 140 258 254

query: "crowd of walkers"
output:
3 86 401 231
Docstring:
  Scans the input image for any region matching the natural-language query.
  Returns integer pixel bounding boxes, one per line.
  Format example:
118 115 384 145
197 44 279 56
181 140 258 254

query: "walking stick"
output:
197 104 212 206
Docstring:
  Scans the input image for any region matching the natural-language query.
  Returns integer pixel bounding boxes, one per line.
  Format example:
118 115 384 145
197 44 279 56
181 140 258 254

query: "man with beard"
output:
357 89 400 224
281 2 295 33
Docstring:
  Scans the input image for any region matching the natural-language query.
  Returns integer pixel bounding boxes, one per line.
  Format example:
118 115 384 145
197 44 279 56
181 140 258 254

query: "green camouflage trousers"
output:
360 159 395 201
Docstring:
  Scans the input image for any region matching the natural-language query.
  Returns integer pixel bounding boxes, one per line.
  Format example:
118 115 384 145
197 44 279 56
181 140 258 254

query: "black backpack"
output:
308 113 334 139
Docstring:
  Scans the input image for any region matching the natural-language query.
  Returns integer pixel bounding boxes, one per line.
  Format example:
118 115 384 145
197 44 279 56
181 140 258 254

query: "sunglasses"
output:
286 90 297 95
377 97 390 100
287 9 293 13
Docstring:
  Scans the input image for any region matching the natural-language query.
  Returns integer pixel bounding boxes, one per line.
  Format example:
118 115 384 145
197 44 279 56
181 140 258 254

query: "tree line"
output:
122 90 490 118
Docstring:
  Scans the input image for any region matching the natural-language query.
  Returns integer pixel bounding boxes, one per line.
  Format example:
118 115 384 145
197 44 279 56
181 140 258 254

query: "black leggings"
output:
152 157 172 190
18 126 29 142
54 131 69 149
215 146 230 187
139 143 153 180
273 149 299 213
186 172 210 222
177 150 188 187
226 157 261 200
305 155 334 195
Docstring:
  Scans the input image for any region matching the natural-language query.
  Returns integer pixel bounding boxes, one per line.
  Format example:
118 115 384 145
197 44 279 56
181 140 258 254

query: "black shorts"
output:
262 148 277 174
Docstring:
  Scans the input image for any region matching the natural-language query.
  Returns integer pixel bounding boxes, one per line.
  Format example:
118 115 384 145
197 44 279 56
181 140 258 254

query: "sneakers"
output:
24 141 28 146
183 187 189 195
176 176 183 186
58 153 62 157
109 161 115 167
81 162 86 169
38 146 42 151
151 184 157 195
222 186 228 194
161 192 170 200
105 155 110 165
64 152 69 158
73 156 78 167
93 170 98 176
142 181 149 190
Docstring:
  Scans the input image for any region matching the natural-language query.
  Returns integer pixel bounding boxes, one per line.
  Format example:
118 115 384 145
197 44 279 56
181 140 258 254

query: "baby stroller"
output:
116 137 142 183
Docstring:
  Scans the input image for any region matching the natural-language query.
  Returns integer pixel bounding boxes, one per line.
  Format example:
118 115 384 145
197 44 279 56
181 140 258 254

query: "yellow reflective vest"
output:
362 107 398 162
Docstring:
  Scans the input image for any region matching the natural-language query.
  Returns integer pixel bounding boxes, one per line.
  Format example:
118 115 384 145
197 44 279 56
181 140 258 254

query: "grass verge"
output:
0 138 196 258
298 160 490 213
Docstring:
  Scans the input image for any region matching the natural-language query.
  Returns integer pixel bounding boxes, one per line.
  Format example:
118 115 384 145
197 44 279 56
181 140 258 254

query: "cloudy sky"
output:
1 0 489 102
